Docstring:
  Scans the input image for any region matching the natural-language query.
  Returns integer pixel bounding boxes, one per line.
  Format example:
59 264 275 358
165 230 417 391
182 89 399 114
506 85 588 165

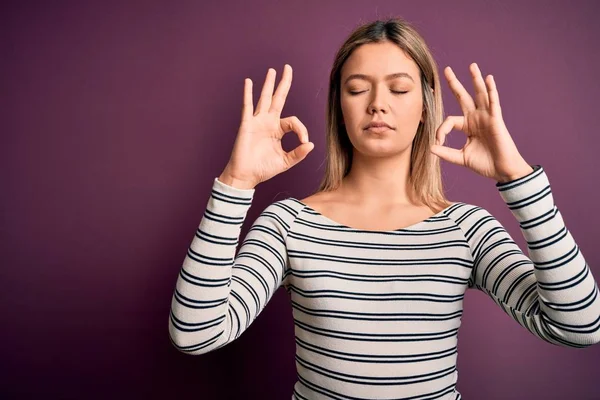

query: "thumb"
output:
430 144 464 166
285 142 314 168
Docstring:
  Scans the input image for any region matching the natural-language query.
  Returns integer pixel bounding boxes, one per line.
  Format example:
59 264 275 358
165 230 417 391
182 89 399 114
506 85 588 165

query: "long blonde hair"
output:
316 17 452 212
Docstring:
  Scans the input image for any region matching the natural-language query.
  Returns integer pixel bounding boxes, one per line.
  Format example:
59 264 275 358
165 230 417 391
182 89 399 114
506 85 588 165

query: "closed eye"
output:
349 90 408 95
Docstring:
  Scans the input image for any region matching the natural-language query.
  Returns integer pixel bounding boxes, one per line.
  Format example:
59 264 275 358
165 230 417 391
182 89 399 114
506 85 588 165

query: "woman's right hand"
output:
219 64 314 189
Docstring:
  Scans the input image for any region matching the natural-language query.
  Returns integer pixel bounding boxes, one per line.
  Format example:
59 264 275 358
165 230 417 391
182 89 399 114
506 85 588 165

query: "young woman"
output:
168 17 600 400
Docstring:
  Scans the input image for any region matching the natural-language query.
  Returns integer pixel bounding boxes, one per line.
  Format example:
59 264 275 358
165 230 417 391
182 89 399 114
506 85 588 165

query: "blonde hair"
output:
316 17 452 212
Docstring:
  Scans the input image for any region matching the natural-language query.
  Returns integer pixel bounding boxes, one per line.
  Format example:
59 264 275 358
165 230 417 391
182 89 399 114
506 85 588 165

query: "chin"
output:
353 141 411 158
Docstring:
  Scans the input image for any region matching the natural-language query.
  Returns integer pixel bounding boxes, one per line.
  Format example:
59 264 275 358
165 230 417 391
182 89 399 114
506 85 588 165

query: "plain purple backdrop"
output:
2 1 600 399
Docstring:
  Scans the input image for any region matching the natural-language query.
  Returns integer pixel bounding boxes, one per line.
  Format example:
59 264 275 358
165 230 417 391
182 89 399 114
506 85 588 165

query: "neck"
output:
339 148 419 207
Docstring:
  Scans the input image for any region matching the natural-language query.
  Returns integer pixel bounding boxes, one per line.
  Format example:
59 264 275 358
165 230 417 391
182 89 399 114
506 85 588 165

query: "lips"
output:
365 126 392 134
364 121 393 129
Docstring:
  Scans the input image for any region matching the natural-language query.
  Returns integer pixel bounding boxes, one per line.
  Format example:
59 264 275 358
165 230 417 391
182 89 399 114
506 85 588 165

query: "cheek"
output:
395 94 423 114
340 97 361 124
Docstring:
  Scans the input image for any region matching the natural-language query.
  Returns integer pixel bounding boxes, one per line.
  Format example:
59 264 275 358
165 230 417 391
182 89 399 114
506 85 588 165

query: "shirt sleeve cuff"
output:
495 165 553 221
213 177 256 198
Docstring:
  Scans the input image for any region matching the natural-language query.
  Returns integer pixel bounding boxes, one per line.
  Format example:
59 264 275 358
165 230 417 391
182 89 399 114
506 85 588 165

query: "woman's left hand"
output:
429 63 533 183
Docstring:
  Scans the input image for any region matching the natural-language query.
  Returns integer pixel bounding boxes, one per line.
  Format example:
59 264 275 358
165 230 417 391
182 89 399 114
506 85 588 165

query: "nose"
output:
368 87 389 114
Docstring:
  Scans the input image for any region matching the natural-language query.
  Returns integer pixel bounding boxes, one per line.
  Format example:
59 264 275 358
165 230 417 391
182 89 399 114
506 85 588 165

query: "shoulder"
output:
256 197 307 230
297 191 333 211
272 190 338 216
443 201 498 223
442 202 509 244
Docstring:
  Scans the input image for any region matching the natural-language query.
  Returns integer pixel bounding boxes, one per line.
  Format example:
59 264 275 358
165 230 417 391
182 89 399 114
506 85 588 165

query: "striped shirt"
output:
168 164 600 399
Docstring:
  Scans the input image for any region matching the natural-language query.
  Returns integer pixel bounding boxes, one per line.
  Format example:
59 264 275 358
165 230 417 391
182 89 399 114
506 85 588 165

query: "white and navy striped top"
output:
169 165 600 399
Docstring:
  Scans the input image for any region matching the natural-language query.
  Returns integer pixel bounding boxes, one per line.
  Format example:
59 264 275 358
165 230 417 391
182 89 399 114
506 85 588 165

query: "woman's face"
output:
340 41 424 158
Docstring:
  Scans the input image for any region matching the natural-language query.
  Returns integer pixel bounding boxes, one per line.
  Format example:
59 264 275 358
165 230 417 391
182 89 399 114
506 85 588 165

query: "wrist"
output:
218 172 257 190
496 163 534 184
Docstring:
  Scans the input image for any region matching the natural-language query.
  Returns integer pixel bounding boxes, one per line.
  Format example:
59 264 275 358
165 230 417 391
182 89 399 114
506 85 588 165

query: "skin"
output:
317 40 533 214
220 41 533 228
336 41 427 208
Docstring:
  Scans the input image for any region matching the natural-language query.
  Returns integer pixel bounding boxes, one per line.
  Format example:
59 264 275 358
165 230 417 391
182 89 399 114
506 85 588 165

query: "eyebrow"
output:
343 72 415 84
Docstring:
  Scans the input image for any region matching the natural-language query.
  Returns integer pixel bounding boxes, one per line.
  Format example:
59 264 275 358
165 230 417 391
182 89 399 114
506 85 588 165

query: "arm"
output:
454 165 600 347
168 177 297 354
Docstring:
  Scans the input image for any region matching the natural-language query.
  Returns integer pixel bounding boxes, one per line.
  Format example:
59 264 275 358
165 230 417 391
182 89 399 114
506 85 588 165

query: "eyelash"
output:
349 90 408 95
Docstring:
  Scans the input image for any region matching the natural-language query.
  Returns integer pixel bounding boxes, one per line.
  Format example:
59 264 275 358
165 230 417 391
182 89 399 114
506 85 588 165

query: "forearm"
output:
169 177 256 354
486 166 600 347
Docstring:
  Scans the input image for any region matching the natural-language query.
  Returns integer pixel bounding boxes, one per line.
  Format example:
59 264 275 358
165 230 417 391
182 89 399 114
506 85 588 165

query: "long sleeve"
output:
168 177 297 355
451 165 600 347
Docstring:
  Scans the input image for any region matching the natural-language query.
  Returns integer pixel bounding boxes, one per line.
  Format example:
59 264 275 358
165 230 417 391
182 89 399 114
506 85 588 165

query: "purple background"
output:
3 1 600 399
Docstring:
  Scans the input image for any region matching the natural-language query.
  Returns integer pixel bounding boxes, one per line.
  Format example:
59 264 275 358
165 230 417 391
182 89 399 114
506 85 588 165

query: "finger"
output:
255 68 276 114
486 75 502 117
284 142 314 170
270 64 293 115
444 66 475 115
470 63 490 109
429 143 465 166
241 78 253 121
435 115 465 146
280 116 309 143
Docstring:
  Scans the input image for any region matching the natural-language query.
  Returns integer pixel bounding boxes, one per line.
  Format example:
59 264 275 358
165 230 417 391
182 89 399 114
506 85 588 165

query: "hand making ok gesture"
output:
430 63 533 183
220 64 314 189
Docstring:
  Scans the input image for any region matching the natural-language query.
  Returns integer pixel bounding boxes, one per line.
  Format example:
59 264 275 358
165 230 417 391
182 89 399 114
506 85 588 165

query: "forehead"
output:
341 41 420 81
